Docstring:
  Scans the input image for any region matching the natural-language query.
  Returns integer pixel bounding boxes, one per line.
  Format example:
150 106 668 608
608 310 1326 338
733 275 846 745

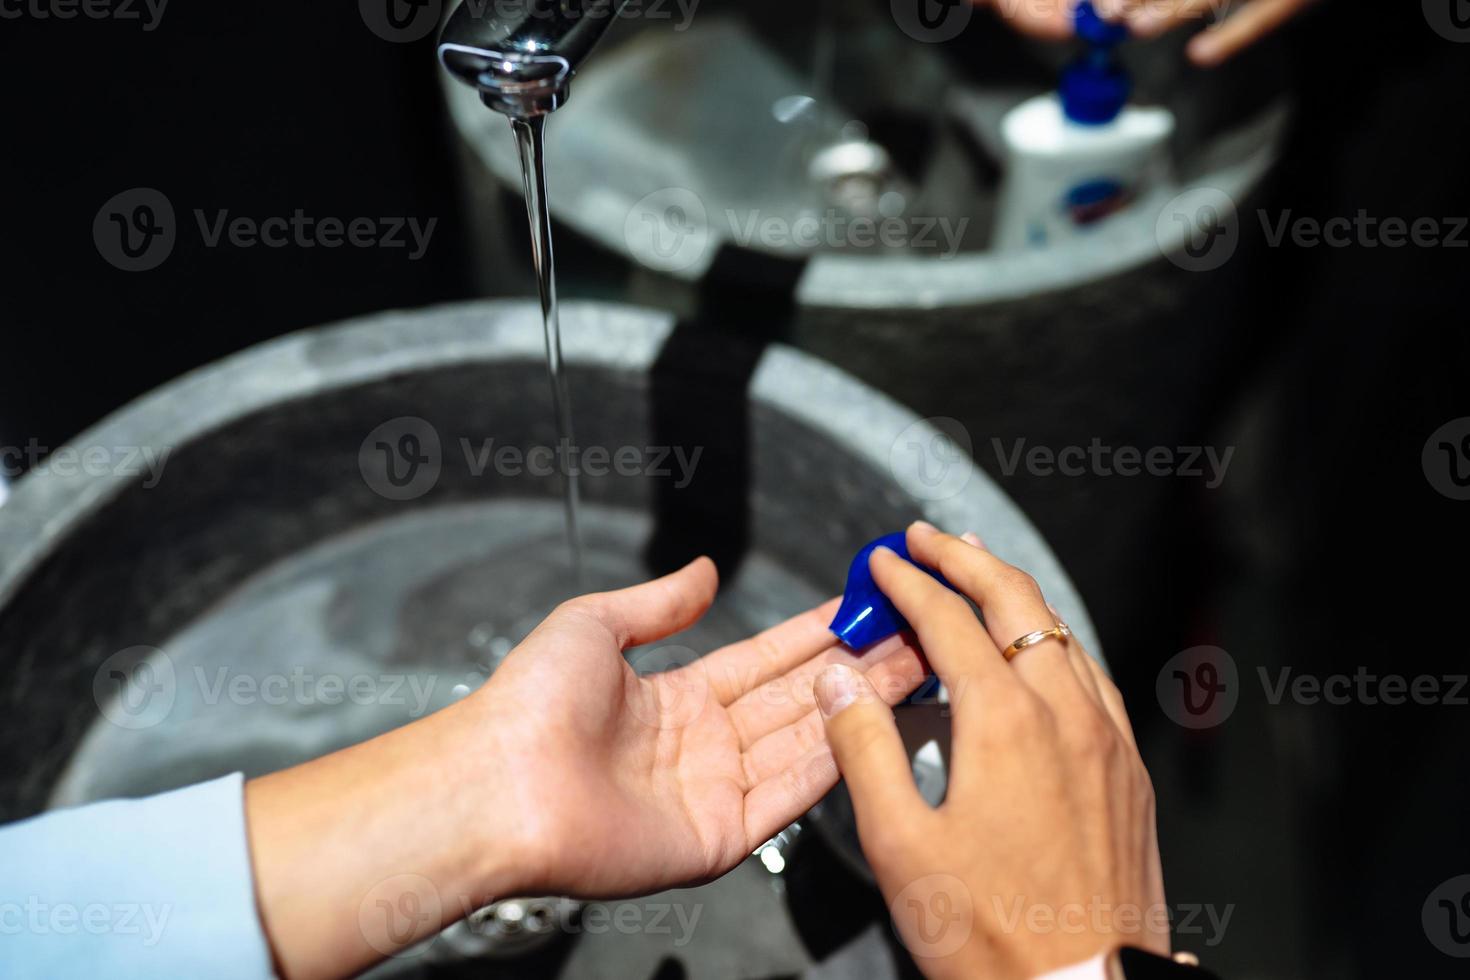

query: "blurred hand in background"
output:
982 0 1318 66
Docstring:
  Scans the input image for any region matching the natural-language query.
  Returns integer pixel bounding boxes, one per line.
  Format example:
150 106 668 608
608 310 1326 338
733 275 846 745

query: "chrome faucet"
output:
438 0 630 118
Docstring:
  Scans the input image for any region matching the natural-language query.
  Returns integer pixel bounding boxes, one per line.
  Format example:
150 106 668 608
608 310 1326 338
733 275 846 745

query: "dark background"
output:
1 1 1467 977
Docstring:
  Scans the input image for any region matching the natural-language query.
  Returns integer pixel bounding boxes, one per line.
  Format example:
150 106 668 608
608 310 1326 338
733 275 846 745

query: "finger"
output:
1067 645 1103 700
739 644 928 784
576 557 718 649
905 523 1088 708
814 665 926 840
979 0 1075 40
1077 651 1140 750
868 547 1013 713
742 741 839 852
698 597 843 706
1094 0 1128 18
1042 599 1107 709
1129 0 1221 37
726 632 922 749
1188 0 1308 66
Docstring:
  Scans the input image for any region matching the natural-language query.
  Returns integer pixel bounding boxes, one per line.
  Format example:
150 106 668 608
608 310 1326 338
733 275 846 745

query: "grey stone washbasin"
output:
0 300 1100 976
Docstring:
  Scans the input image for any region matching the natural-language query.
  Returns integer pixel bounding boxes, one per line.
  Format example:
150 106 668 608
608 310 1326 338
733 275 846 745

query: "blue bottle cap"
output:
1073 0 1128 46
829 531 953 650
1060 1 1131 125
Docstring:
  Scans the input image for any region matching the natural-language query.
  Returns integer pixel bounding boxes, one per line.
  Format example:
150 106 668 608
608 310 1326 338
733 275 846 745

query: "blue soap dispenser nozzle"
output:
829 531 953 650
1060 1 1132 126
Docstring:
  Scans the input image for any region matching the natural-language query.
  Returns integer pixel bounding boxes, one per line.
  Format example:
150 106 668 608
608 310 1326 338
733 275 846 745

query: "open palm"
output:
473 557 927 898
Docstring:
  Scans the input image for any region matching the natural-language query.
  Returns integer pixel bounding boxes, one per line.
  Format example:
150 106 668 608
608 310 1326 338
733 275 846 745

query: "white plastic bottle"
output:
993 2 1175 250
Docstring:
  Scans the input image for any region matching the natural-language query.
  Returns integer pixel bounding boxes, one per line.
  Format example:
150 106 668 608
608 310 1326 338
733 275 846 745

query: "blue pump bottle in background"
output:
993 1 1176 250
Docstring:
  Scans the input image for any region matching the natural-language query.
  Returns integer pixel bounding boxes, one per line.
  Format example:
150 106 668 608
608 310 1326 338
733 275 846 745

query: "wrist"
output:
245 694 533 979
451 691 546 901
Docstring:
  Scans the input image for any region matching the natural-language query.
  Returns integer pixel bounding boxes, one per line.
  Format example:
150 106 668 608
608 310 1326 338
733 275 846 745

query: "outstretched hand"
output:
477 557 928 897
246 557 927 980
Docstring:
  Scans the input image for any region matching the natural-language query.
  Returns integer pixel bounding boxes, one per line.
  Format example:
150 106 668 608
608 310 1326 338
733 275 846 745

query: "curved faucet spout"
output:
438 0 628 118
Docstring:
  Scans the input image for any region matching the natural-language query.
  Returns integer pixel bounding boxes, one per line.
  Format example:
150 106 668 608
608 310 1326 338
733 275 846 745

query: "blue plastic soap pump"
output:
994 0 1174 248
828 531 953 650
1060 1 1132 126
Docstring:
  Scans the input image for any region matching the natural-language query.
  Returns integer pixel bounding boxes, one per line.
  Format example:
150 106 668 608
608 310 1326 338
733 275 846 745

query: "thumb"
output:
816 665 926 832
577 556 718 649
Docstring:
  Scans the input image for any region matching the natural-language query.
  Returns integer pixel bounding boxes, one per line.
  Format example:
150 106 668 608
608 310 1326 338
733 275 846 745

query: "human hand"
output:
814 523 1166 979
469 556 928 898
246 557 927 979
977 0 1076 41
1099 0 1317 66
980 0 1316 67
